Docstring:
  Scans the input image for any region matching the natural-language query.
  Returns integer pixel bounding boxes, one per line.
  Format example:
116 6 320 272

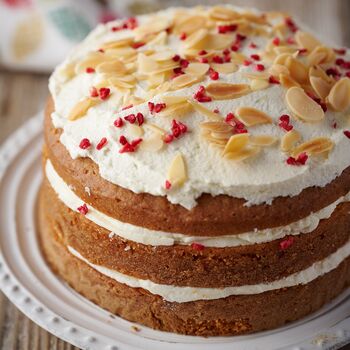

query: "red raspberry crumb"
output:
218 24 237 34
164 134 174 143
334 48 346 55
346 72 350 78
165 180 172 190
269 76 280 84
119 135 128 145
148 102 155 113
173 67 184 74
231 44 240 52
154 103 166 113
77 203 88 215
236 34 246 42
285 17 298 32
225 113 235 122
336 58 345 66
243 60 252 66
180 59 189 68
191 242 205 251
131 138 143 147
114 118 124 128
171 119 188 138
250 54 260 61
172 54 180 62
86 67 95 73
286 152 308 166
99 87 110 100
193 85 212 103
90 87 98 98
124 114 136 124
131 41 145 49
118 138 142 153
326 67 341 78
209 68 219 80
344 130 350 139
298 48 308 55
213 108 220 114
199 57 209 63
272 37 281 46
286 37 295 45
136 113 144 126
225 113 248 134
279 236 294 250
179 32 187 40
79 138 91 149
212 55 224 64
332 122 337 129
255 64 265 71
249 42 257 49
96 137 107 150
198 50 207 56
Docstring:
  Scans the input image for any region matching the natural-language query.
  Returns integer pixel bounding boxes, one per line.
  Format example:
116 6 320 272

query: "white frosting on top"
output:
49 6 350 209
46 159 350 247
68 238 350 302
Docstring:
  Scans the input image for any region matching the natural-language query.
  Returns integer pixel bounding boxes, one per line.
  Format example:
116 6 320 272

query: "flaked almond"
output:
235 107 273 126
151 51 175 62
68 98 99 121
224 146 260 161
174 15 207 35
147 31 168 46
96 60 127 75
279 73 300 89
185 63 210 76
310 76 331 100
205 34 234 51
281 130 301 152
223 134 249 155
140 133 164 152
327 78 350 112
291 137 334 157
274 53 292 65
190 101 222 120
309 65 334 84
241 71 269 80
286 87 324 122
158 101 191 118
167 154 187 187
138 53 158 74
127 124 144 137
211 62 238 74
109 77 135 89
295 31 321 51
201 121 233 133
134 17 171 39
57 62 76 81
274 45 297 55
285 57 308 84
250 79 270 91
144 123 166 135
171 74 201 89
183 29 208 49
206 82 251 100
269 63 289 76
250 135 278 146
101 38 134 50
209 6 239 21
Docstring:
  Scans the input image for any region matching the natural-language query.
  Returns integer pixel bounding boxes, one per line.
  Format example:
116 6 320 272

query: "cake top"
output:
49 5 350 209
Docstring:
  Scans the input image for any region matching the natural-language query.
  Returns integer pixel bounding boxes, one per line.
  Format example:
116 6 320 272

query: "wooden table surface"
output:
0 1 349 349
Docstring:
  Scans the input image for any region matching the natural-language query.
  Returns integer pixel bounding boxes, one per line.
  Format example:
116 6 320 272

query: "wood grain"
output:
0 1 349 349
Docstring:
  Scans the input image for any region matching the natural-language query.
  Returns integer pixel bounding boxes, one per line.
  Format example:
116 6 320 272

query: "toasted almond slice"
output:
200 121 232 132
291 137 334 157
286 87 324 122
96 60 127 75
144 123 167 135
211 62 238 74
158 101 192 117
68 98 99 121
286 57 309 84
279 73 300 89
147 73 166 88
109 77 135 89
206 82 251 100
281 130 301 152
241 71 269 80
162 95 188 105
57 62 76 81
327 78 350 112
223 134 249 155
224 146 260 161
309 65 334 84
206 34 234 51
310 76 331 100
127 124 144 137
137 53 158 74
75 57 106 74
235 107 273 126
171 74 201 89
190 101 222 120
250 135 278 146
140 133 164 152
185 63 210 76
295 31 321 51
101 38 134 50
274 53 292 65
167 154 187 187
134 17 171 39
274 46 297 55
209 6 239 21
210 131 233 140
174 15 207 35
183 29 208 49
307 47 328 66
146 31 168 46
269 63 289 76
151 51 175 61
250 79 270 91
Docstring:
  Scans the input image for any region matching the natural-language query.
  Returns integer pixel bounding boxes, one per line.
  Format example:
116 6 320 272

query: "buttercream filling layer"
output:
68 239 350 302
46 160 350 247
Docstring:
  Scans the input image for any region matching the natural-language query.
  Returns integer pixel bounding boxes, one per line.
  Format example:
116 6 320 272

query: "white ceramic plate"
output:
0 113 349 350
